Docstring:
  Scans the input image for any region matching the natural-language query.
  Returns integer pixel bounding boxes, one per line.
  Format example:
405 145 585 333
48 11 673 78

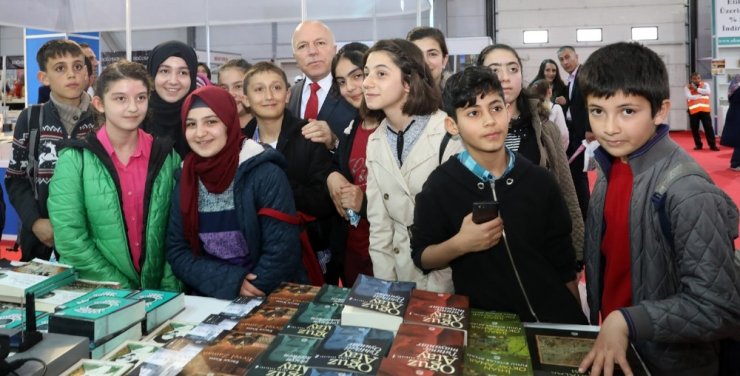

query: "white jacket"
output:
365 110 462 292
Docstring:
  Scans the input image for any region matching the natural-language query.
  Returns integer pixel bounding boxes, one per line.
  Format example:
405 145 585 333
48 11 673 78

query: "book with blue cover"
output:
282 302 343 339
306 325 394 374
49 296 146 343
341 274 415 333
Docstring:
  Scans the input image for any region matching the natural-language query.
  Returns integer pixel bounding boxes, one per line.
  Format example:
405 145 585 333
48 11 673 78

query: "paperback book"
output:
468 316 529 359
127 290 185 334
35 279 122 312
234 304 297 335
282 302 343 339
139 336 210 376
387 323 465 375
187 313 239 342
49 296 146 343
306 325 394 374
0 258 77 303
463 351 533 376
266 282 322 307
0 308 45 329
312 285 350 306
249 334 322 376
403 289 469 343
523 323 650 376
90 322 143 359
377 358 445 376
219 296 264 319
180 330 275 375
304 369 360 376
341 274 415 333
103 340 162 366
55 288 133 312
59 359 132 376
144 320 198 345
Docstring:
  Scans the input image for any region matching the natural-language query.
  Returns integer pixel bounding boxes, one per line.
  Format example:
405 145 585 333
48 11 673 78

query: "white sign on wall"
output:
716 0 740 45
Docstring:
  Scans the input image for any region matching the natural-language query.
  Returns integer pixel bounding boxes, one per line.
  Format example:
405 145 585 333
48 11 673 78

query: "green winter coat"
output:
48 132 182 291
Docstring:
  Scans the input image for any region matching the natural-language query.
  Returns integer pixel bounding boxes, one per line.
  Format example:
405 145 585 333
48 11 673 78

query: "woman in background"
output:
532 58 568 107
721 74 740 171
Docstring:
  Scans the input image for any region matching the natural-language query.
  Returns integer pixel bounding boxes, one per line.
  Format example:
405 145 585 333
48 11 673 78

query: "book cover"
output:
463 351 533 376
219 296 264 319
377 358 444 376
266 282 321 308
344 275 415 317
59 359 132 376
180 331 275 375
138 336 208 376
468 318 529 359
306 325 394 374
0 308 45 330
522 323 650 376
234 304 297 335
249 334 322 376
313 285 350 306
127 290 185 334
49 296 146 342
90 323 144 359
35 288 88 313
282 302 343 339
55 288 133 312
9 258 77 297
187 313 239 342
387 323 465 375
103 340 162 365
469 309 521 325
144 320 197 345
403 289 470 332
304 368 360 376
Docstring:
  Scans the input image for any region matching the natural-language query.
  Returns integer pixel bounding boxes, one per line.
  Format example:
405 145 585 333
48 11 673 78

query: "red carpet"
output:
588 130 740 249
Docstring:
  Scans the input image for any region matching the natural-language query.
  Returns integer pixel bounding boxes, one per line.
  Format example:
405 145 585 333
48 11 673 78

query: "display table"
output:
173 295 231 323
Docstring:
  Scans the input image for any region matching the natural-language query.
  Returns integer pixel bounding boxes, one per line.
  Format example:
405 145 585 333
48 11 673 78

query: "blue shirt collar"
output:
457 147 516 182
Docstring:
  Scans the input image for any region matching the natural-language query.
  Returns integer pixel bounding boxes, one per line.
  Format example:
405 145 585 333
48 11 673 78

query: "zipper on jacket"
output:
491 181 540 322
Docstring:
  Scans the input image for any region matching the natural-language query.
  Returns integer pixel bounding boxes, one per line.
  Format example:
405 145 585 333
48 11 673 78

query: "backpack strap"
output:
257 208 325 286
650 160 710 250
25 104 43 199
439 132 452 165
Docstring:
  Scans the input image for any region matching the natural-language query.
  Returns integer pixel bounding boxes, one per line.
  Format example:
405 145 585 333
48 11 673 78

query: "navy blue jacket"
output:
167 140 305 299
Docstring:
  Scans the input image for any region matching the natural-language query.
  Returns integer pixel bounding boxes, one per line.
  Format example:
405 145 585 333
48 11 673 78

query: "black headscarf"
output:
144 40 198 157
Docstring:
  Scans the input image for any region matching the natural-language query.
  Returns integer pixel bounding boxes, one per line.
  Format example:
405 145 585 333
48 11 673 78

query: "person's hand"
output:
585 131 596 142
579 311 633 376
327 172 350 218
32 218 54 247
555 96 567 106
240 273 265 297
453 213 503 254
302 120 336 150
340 184 363 213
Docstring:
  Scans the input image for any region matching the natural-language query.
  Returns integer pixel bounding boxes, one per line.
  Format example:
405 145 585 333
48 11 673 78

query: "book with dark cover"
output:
90 322 143 359
249 334 322 376
469 309 520 325
49 296 146 343
313 285 350 306
464 351 533 376
304 368 360 376
138 336 210 376
220 296 264 319
468 317 529 359
377 358 444 376
403 289 469 336
282 302 343 339
387 323 465 375
522 323 650 376
341 275 415 333
55 288 133 312
306 325 394 374
180 331 275 376
234 304 297 335
144 320 197 345
127 290 185 334
187 313 239 342
267 282 322 308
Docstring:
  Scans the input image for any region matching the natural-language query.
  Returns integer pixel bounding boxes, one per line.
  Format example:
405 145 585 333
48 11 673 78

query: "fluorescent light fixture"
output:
632 27 658 40
523 30 548 44
577 28 602 42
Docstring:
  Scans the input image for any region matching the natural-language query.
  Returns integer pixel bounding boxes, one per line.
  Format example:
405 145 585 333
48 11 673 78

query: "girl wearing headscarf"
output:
145 40 198 157
166 86 304 299
721 74 740 171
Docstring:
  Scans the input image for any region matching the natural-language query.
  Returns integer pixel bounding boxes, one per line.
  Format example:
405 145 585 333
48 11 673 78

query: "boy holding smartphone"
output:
410 66 586 324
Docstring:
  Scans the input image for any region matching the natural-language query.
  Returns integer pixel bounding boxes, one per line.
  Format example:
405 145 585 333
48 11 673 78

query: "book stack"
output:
49 295 146 359
35 279 122 313
382 323 465 375
341 274 415 334
0 308 46 330
403 289 470 344
127 290 185 334
0 258 77 304
463 310 532 376
305 325 394 374
282 302 343 339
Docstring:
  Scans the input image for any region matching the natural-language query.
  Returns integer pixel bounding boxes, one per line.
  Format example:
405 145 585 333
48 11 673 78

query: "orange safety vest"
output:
687 82 711 115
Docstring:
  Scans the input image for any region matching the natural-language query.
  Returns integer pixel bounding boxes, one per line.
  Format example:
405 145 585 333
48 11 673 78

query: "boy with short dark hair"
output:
577 42 740 376
5 39 97 261
410 66 586 324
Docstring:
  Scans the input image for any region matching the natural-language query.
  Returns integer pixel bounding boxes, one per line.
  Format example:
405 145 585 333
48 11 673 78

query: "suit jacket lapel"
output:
288 80 304 116
370 125 411 196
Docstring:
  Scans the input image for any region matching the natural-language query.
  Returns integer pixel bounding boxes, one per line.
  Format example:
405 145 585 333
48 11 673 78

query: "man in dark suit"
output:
558 45 591 222
288 20 357 151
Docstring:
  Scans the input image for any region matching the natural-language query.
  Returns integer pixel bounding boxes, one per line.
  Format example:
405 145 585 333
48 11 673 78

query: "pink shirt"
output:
97 126 153 273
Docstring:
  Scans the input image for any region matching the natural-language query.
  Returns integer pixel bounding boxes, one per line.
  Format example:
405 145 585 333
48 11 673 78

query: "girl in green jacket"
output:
48 60 182 291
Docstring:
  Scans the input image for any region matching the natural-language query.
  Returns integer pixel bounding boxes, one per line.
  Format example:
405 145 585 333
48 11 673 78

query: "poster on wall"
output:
716 0 740 46
2 56 25 109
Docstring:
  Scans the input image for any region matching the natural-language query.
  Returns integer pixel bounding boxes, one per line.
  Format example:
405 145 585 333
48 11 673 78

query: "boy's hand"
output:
240 273 265 297
454 213 503 254
579 311 633 376
327 172 350 218
302 120 336 150
32 218 54 247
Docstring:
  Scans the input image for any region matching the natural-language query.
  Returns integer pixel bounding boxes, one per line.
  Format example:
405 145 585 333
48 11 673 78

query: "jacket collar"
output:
594 124 672 177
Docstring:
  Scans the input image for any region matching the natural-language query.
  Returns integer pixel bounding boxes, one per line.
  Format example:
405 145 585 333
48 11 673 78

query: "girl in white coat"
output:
361 39 461 292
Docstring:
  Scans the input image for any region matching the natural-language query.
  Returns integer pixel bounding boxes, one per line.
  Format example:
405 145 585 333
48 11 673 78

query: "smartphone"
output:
472 201 499 224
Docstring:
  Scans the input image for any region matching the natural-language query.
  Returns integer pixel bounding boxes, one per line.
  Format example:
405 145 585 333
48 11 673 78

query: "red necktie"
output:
304 82 320 120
